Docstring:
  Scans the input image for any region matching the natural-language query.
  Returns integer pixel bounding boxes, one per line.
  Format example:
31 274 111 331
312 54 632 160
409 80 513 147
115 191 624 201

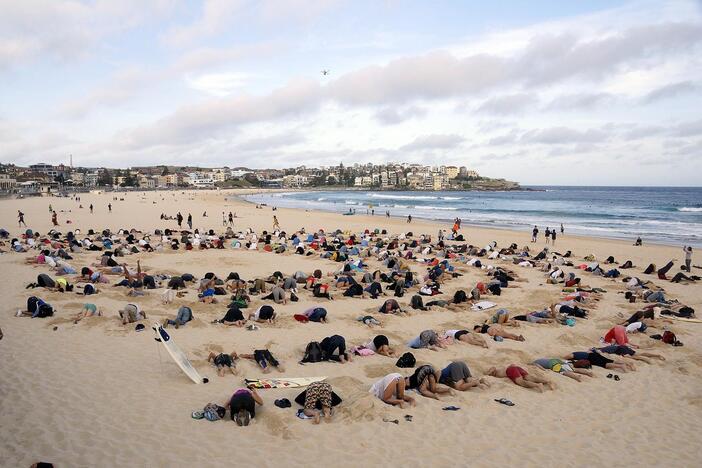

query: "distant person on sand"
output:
683 246 693 272
176 212 183 227
560 223 564 234
108 203 112 212
51 211 58 226
18 210 26 227
187 213 192 229
532 225 538 243
407 215 412 223
487 365 555 392
222 212 227 226
228 212 234 226
634 236 642 246
551 229 556 246
273 215 280 230
89 204 93 213
545 227 551 244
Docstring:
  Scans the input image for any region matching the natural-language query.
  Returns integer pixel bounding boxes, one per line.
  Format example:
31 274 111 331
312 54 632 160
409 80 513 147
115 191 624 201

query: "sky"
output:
0 0 701 186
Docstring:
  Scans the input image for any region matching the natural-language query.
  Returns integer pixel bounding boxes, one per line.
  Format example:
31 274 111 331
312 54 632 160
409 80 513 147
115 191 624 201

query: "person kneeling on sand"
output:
370 373 416 407
406 364 453 399
533 358 594 382
208 351 239 376
163 306 193 328
299 381 336 424
118 303 146 325
473 323 525 341
487 364 555 392
215 305 246 327
248 305 276 323
225 386 263 426
439 361 490 390
74 303 100 323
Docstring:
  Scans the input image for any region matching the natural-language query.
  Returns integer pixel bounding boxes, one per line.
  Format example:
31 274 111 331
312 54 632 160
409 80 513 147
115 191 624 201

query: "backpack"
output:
662 330 683 346
411 295 424 310
302 341 323 363
203 403 225 421
27 296 40 314
396 352 416 368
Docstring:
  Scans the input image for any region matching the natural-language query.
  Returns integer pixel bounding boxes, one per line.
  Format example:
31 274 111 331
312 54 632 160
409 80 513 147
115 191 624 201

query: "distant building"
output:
187 172 214 188
0 173 16 190
445 166 459 179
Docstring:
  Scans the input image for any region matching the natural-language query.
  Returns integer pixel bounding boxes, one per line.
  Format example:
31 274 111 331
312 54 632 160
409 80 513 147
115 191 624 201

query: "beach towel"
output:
244 377 327 389
471 301 497 311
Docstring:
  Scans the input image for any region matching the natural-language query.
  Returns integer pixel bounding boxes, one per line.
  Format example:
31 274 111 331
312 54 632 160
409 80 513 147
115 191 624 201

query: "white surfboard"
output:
665 315 702 323
153 323 208 384
244 377 326 389
472 301 497 311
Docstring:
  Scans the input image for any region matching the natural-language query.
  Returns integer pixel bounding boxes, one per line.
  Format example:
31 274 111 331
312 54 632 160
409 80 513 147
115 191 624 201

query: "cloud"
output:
643 81 700 103
400 134 464 151
162 0 248 47
520 126 608 145
235 131 305 151
186 72 253 96
476 93 538 115
374 105 426 125
672 118 702 137
545 92 614 110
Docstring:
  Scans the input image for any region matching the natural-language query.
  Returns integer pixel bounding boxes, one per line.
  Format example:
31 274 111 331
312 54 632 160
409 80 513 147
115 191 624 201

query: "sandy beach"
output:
1 188 701 468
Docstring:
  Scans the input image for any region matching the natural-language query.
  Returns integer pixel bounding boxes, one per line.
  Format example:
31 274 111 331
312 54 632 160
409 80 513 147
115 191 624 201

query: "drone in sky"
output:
321 70 330 75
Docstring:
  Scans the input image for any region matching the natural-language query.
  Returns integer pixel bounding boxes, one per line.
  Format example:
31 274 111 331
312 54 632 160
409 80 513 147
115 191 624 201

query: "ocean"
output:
241 186 702 247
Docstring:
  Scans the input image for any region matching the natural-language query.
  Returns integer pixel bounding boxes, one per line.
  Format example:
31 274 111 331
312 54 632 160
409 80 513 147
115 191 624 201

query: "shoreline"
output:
232 190 699 249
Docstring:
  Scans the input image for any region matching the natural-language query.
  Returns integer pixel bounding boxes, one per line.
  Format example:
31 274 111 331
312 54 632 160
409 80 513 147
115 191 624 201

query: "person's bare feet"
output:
263 367 271 374
312 413 321 424
536 383 544 393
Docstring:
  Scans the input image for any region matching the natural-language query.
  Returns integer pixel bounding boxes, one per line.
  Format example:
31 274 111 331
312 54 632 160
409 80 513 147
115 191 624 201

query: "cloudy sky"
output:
1 0 701 185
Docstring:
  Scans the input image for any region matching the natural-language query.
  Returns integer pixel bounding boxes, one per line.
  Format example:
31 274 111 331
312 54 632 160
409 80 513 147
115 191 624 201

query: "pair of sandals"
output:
495 398 515 406
606 374 621 381
383 414 413 424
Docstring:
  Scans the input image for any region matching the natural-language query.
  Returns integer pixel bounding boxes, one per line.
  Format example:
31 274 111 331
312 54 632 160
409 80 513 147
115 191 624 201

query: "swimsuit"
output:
505 365 528 382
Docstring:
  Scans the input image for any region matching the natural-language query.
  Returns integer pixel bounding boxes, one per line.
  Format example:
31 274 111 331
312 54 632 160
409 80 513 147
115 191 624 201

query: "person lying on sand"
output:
239 349 285 373
564 351 635 372
439 361 490 390
533 358 594 382
74 303 100 323
406 364 453 399
408 329 448 350
370 373 416 408
208 351 239 376
443 329 489 348
163 306 193 328
473 323 525 341
595 345 666 364
487 365 555 392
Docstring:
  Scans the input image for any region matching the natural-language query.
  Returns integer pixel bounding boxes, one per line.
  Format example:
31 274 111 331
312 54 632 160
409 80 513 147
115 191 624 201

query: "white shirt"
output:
369 373 402 399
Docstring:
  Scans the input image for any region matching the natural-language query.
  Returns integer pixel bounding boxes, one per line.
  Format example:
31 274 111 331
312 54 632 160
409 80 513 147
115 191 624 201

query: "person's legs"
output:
562 371 583 382
524 374 556 390
513 377 543 392
382 379 404 406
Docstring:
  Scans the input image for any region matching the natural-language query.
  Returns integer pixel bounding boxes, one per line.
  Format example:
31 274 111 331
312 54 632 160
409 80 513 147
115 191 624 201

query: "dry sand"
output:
1 189 701 468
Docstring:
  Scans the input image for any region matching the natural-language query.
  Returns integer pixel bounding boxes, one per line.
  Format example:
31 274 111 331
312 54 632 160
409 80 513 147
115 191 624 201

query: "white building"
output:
187 172 215 188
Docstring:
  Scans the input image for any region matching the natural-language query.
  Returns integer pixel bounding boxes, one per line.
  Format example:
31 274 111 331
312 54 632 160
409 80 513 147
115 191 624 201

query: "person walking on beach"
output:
51 211 58 226
108 203 112 212
187 213 193 230
176 212 183 227
228 212 234 226
407 215 412 223
560 223 564 234
273 215 280 230
49 204 53 212
18 210 26 227
89 203 93 214
222 212 227 226
545 227 551 244
551 229 556 246
683 246 693 272
438 229 444 242
532 226 538 243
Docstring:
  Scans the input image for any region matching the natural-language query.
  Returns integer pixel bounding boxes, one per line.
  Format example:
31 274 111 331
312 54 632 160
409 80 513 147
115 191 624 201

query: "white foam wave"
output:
678 207 702 212
368 193 438 200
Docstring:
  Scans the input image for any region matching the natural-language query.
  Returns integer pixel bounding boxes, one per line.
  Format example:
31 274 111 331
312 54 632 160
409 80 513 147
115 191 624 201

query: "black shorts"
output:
214 354 232 367
588 352 613 368
230 393 255 419
454 330 469 340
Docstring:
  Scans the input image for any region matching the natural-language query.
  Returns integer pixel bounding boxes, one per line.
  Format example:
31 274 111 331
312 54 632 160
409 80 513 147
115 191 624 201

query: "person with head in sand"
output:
473 323 525 341
226 385 263 426
217 305 246 327
118 303 146 325
239 349 285 373
303 381 333 424
163 306 193 328
370 373 416 408
407 329 448 351
208 351 239 376
533 358 594 382
248 304 277 323
443 329 489 348
487 365 556 392
439 361 491 390
564 351 635 372
595 344 666 364
406 364 453 399
73 303 100 324
365 334 397 357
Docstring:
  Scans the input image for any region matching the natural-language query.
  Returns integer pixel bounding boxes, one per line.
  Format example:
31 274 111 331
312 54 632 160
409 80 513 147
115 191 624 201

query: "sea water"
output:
242 186 702 247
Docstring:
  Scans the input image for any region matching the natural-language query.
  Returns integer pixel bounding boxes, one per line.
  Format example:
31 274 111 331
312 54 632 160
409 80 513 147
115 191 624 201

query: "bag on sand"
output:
203 403 225 421
396 352 416 368
302 341 323 363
